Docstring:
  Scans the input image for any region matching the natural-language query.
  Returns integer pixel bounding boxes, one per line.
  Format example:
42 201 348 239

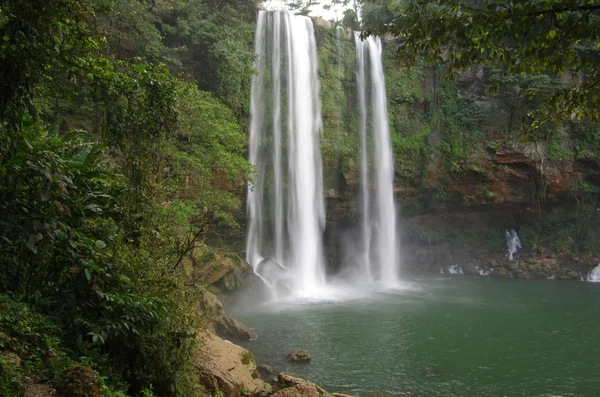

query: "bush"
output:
0 355 25 397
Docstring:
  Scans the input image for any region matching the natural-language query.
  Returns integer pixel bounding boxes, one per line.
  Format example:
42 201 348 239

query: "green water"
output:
230 276 600 397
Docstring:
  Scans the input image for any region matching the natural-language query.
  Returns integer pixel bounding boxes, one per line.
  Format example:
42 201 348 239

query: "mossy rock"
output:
55 365 101 397
0 354 25 396
286 350 311 363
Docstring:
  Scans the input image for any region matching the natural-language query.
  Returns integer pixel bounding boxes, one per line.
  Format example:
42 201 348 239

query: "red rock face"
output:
495 148 532 165
402 145 587 206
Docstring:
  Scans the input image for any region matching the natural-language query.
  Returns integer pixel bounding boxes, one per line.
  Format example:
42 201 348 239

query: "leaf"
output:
84 268 91 281
118 274 131 285
95 240 106 249
26 233 43 252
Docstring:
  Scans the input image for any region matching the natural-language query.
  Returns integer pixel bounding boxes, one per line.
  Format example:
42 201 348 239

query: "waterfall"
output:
354 32 372 282
354 33 399 285
246 11 326 296
587 264 600 282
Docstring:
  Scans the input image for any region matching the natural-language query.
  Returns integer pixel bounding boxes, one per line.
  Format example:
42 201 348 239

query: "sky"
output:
261 0 349 21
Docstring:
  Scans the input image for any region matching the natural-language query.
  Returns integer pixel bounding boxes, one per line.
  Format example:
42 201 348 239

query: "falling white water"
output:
448 265 464 275
587 264 600 282
354 32 372 283
354 33 399 285
247 11 326 297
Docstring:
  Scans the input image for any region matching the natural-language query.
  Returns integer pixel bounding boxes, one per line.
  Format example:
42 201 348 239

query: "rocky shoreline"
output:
197 288 356 397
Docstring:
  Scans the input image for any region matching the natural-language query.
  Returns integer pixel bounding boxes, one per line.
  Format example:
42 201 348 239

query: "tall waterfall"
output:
354 33 399 285
246 11 326 296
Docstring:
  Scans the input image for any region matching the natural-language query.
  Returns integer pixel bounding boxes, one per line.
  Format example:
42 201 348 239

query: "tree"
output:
272 0 352 16
0 0 96 118
366 0 600 135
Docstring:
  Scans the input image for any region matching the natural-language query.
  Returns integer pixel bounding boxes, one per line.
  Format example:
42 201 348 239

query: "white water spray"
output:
354 33 399 285
587 264 600 282
247 11 326 297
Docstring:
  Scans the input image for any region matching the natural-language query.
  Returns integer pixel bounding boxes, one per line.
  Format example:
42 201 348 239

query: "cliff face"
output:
313 22 600 206
309 22 600 274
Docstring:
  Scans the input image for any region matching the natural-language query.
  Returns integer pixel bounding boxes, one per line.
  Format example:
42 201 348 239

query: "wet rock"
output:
497 267 508 277
489 259 499 267
256 364 274 376
537 245 546 254
272 373 325 395
200 290 257 340
516 271 528 279
287 350 312 363
272 383 320 397
216 316 258 340
567 271 579 279
253 382 273 396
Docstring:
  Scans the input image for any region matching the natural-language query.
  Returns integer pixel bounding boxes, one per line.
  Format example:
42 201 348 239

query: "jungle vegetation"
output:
1 0 600 396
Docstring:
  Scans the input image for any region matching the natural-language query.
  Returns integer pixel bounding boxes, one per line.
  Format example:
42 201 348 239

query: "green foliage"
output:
0 1 255 396
0 121 120 297
0 355 25 397
520 211 600 252
55 365 100 397
0 0 99 118
240 351 255 365
282 0 350 16
0 296 65 368
366 0 600 132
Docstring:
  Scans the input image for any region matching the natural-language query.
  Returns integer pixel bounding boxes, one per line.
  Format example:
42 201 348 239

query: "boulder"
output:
256 364 274 377
196 331 265 397
272 384 320 397
200 290 257 340
272 373 325 395
55 365 101 397
254 382 273 396
286 350 312 363
192 252 251 290
0 350 21 367
216 316 258 341
497 267 508 277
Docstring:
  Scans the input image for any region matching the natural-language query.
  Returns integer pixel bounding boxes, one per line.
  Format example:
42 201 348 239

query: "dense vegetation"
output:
2 0 600 395
0 0 256 395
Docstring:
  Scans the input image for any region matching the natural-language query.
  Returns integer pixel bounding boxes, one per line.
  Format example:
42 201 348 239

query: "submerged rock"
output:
286 349 312 362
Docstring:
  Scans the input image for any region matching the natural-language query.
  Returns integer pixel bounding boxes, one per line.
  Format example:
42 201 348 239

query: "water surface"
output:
230 276 600 397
